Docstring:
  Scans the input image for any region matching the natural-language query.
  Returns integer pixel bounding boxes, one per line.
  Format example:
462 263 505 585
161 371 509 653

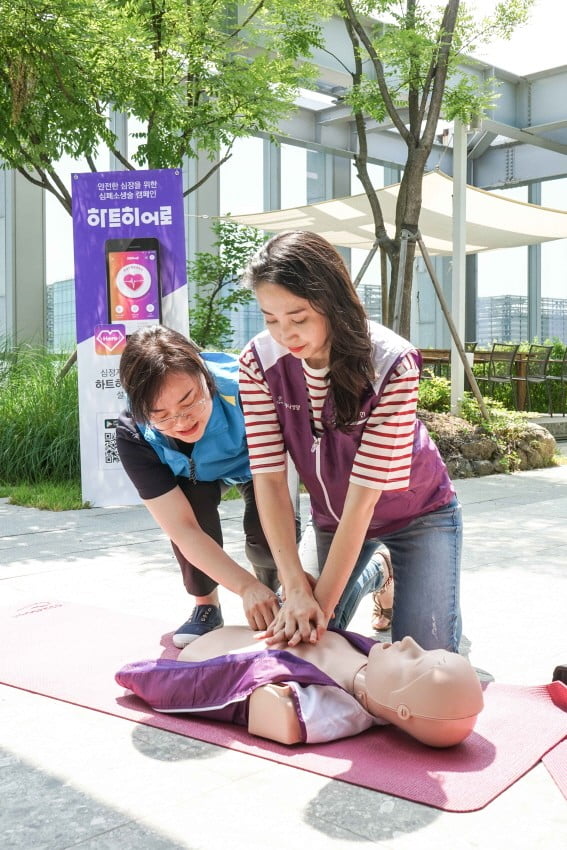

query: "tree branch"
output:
108 147 135 170
344 13 394 259
183 147 234 197
226 1 265 40
17 165 71 214
341 0 411 143
317 45 353 77
406 0 421 139
422 0 460 147
43 163 72 209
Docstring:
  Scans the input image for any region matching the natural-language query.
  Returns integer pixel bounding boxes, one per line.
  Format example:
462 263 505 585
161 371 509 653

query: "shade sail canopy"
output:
227 170 567 256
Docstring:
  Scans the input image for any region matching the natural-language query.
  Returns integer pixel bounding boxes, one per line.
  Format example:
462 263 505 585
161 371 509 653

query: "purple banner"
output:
71 169 186 343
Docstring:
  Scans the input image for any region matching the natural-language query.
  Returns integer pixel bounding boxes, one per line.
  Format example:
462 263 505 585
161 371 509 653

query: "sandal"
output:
371 547 394 632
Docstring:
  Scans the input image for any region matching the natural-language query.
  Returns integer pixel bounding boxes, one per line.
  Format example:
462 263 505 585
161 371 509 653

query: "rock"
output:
418 408 557 479
470 459 495 476
445 456 474 478
522 423 556 463
461 436 499 461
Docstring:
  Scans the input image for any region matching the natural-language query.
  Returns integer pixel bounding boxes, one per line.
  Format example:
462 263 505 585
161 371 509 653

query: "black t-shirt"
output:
116 411 194 501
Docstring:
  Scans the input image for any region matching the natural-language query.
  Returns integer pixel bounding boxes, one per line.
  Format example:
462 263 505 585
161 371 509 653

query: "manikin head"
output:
358 636 484 747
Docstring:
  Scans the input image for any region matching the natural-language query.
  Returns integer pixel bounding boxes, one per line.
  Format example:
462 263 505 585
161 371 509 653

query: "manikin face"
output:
365 636 483 720
149 371 212 443
369 636 446 692
255 282 331 369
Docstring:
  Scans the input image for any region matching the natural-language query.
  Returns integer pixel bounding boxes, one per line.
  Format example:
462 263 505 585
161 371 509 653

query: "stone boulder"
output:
417 409 557 478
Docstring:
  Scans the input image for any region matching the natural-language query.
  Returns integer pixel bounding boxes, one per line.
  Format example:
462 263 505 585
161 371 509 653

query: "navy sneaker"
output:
172 605 224 648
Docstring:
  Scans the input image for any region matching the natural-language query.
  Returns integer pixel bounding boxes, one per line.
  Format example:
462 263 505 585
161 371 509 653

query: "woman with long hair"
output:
239 231 461 651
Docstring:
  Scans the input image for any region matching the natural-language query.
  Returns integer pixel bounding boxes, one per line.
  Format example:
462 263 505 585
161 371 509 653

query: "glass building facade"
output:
2 107 567 352
46 278 76 353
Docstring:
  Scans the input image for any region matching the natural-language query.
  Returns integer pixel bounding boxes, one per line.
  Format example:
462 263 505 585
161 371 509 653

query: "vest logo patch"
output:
275 395 301 412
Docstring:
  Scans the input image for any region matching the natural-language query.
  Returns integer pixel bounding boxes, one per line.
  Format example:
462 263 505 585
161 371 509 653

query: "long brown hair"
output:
243 231 374 430
119 326 215 424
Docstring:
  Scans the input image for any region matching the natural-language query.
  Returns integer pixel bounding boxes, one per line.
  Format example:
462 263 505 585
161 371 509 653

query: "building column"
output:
109 110 128 171
383 165 401 187
451 118 467 411
263 139 281 211
465 254 478 344
6 171 45 345
186 151 221 264
528 182 542 342
0 170 7 340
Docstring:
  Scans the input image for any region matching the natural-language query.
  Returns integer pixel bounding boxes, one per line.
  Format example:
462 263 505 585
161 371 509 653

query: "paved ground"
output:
1 450 566 849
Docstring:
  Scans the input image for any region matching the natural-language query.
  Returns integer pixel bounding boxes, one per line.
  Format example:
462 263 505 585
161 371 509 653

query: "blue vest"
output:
138 352 251 485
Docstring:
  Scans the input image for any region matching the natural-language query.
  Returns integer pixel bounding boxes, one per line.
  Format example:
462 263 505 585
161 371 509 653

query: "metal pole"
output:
353 240 379 288
417 233 490 420
380 248 389 325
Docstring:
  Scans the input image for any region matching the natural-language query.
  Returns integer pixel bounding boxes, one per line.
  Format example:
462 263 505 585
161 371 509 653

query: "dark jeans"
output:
171 479 280 596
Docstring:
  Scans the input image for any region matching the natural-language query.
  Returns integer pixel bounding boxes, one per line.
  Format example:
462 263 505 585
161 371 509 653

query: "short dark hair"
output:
119 326 215 424
243 231 374 429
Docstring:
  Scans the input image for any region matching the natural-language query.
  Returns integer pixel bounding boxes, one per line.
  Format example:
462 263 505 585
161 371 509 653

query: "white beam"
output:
451 119 467 413
482 118 567 157
523 118 567 135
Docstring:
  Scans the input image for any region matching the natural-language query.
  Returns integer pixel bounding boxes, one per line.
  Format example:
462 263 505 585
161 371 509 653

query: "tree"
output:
336 0 534 337
187 219 264 349
0 0 328 213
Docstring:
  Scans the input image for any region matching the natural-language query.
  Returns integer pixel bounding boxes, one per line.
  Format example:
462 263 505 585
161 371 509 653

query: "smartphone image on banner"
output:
105 238 162 333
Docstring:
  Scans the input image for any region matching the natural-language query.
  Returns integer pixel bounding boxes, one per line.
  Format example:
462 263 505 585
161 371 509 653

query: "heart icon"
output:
123 274 144 292
96 329 125 352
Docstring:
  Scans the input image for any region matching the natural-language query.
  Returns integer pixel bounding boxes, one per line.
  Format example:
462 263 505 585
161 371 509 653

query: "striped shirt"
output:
239 345 420 491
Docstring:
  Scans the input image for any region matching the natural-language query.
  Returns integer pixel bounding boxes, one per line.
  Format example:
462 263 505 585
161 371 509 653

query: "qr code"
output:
103 418 120 465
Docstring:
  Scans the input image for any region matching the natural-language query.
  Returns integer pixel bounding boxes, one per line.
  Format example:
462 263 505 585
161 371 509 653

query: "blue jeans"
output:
304 497 462 652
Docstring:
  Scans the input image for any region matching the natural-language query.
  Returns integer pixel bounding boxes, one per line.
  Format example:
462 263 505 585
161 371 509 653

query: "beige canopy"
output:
228 169 567 255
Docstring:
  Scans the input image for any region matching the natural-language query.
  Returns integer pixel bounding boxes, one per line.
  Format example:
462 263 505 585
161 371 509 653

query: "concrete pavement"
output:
1 456 566 849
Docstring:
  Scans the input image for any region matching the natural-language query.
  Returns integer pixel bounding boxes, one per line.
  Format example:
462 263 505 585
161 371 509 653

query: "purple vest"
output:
115 629 377 742
251 321 454 536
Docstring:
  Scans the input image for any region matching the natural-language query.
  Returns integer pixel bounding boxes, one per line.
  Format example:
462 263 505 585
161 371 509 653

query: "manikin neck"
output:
352 667 372 712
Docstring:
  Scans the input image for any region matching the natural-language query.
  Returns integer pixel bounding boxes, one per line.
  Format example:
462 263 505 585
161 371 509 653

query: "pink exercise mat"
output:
1 600 565 813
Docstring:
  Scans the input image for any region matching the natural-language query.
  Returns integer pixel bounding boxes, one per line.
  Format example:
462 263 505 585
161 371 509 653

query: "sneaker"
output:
172 605 224 648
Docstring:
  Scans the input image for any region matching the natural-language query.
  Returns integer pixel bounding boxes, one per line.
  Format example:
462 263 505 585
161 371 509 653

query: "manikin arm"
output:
248 684 302 744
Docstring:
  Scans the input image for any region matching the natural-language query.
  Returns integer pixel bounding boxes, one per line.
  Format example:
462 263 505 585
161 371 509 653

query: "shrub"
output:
187 219 264 349
0 342 79 484
418 374 451 412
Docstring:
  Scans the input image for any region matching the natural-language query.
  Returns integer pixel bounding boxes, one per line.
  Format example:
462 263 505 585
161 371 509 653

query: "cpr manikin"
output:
117 628 483 748
181 629 482 747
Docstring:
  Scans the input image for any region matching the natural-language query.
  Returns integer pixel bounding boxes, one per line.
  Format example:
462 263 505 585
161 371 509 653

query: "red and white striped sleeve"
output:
239 344 287 473
350 352 420 491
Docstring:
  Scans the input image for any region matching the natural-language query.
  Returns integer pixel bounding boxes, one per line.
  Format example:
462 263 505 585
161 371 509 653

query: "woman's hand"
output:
263 585 327 647
241 581 282 631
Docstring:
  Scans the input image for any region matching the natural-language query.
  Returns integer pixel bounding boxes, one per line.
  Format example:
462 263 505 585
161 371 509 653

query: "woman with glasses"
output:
117 325 282 647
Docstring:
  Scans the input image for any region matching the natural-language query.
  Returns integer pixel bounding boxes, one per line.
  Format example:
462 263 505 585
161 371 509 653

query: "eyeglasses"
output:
149 395 208 429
